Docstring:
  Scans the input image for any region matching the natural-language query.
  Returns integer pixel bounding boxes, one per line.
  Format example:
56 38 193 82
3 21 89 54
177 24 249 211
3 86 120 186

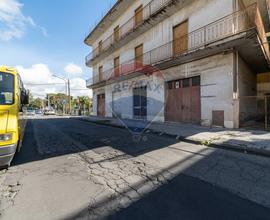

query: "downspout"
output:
233 50 240 129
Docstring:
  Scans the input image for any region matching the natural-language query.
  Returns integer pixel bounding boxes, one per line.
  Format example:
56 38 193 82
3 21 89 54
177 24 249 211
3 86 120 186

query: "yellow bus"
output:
0 66 29 168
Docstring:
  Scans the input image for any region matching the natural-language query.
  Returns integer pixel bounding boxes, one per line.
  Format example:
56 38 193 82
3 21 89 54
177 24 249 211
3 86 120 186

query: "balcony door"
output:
99 66 103 81
135 5 143 27
114 25 120 42
173 21 188 56
135 44 143 69
114 56 120 77
98 40 103 54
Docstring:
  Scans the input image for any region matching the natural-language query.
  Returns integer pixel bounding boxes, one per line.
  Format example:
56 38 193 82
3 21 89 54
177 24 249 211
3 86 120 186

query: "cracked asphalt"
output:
1 116 270 220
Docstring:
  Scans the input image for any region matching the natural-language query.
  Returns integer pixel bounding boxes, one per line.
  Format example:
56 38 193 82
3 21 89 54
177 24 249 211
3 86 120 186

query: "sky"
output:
0 0 117 97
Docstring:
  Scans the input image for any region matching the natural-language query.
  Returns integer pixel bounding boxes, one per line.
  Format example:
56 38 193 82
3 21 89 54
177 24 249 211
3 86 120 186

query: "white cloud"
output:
16 64 92 98
64 63 83 77
0 0 47 41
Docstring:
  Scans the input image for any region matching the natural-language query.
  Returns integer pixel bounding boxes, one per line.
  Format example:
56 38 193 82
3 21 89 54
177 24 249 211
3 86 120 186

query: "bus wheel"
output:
0 165 9 170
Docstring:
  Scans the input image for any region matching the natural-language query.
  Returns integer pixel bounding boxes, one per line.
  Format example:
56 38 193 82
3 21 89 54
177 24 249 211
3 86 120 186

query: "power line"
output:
25 83 65 86
70 89 90 91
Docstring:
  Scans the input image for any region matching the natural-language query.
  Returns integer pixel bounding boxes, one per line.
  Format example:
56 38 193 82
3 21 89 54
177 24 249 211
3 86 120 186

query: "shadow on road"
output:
63 148 270 220
12 118 178 166
10 117 270 220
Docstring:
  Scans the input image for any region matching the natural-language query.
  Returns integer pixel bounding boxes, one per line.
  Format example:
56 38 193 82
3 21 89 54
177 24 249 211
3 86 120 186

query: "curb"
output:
73 117 270 158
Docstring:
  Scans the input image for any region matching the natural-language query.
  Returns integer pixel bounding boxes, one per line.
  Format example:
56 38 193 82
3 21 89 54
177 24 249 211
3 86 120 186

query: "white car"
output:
44 110 56 115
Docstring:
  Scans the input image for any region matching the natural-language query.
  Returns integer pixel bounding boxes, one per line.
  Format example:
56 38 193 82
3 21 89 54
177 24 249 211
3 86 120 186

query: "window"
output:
168 81 173 90
0 72 14 105
183 78 190 88
192 76 200 86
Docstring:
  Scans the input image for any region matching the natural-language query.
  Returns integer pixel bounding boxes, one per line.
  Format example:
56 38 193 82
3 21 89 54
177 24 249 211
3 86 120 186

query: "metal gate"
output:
133 86 147 120
239 96 270 130
165 76 201 123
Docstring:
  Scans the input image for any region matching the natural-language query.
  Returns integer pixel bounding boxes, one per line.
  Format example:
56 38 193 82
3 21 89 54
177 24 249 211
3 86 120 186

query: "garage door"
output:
97 94 105 117
165 76 201 123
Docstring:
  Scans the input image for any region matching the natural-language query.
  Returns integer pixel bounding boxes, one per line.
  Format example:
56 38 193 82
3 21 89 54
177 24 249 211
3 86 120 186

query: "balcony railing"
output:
85 0 174 65
86 4 269 88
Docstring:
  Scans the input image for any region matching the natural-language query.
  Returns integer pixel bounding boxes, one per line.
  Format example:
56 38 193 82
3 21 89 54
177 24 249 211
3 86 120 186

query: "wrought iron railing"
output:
85 0 174 65
86 4 268 87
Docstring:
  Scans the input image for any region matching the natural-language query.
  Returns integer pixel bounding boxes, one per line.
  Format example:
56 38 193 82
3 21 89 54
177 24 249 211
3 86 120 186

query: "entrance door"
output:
173 21 188 56
97 94 105 117
165 76 201 123
133 86 147 119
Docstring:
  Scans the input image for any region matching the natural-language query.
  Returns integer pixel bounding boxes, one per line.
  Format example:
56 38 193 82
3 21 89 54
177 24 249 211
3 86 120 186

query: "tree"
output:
46 93 68 113
73 96 92 115
28 92 44 109
29 98 44 109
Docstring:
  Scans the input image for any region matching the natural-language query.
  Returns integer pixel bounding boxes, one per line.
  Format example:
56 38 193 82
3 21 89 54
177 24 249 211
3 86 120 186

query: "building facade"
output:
85 0 270 129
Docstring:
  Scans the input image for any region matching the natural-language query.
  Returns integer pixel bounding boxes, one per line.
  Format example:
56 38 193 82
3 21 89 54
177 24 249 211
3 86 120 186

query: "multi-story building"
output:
85 0 270 129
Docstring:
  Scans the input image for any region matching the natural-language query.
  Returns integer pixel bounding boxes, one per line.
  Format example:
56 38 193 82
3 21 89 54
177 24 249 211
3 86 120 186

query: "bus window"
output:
0 72 14 105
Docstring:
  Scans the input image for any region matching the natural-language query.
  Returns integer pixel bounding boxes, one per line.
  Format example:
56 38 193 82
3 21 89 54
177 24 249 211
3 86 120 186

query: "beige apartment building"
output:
85 0 270 129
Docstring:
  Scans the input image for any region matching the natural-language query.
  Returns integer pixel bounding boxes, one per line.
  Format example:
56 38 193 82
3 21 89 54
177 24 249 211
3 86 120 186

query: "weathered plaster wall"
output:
92 53 236 128
92 0 234 79
238 55 258 123
163 53 235 128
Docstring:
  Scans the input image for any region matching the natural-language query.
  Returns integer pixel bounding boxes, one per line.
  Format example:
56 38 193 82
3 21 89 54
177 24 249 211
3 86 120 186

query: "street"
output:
1 116 270 220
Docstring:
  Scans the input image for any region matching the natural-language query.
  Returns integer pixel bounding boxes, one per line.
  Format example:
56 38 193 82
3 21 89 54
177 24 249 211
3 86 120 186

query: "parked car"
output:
35 109 43 115
44 110 56 115
26 109 35 116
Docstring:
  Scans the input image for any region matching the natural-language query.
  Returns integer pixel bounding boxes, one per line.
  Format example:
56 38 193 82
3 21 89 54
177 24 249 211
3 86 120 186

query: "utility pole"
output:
52 74 70 115
48 95 50 109
68 79 72 115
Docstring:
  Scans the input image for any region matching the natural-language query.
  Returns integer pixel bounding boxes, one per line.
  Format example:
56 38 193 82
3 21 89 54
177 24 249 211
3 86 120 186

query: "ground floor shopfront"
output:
92 52 268 129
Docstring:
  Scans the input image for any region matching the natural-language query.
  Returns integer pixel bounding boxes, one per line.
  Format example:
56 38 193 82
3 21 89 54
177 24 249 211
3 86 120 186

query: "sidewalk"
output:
74 116 270 156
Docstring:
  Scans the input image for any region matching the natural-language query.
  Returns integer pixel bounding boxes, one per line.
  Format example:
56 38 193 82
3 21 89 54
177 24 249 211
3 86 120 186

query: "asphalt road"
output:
1 116 270 220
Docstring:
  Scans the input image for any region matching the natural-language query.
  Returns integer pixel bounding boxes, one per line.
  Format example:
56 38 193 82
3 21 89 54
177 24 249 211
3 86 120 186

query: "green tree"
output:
73 96 92 115
46 93 68 113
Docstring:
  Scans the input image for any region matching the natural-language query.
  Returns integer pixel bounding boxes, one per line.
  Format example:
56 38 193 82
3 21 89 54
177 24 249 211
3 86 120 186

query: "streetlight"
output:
52 75 71 115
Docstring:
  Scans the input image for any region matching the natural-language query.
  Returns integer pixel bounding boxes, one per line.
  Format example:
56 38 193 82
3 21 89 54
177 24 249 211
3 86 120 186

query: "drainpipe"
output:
233 50 240 129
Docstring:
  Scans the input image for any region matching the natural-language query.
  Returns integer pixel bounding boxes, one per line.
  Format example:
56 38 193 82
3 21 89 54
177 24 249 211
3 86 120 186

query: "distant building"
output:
85 0 270 129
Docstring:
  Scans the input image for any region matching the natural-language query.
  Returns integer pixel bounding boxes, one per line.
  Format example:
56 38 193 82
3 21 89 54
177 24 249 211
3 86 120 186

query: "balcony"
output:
86 4 270 89
85 0 179 66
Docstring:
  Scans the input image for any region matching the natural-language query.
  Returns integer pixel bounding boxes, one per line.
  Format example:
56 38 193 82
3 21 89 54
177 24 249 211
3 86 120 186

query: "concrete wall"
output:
257 72 270 96
92 0 152 50
91 0 234 78
238 56 257 97
163 53 235 128
238 55 258 123
92 53 236 128
93 74 165 121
